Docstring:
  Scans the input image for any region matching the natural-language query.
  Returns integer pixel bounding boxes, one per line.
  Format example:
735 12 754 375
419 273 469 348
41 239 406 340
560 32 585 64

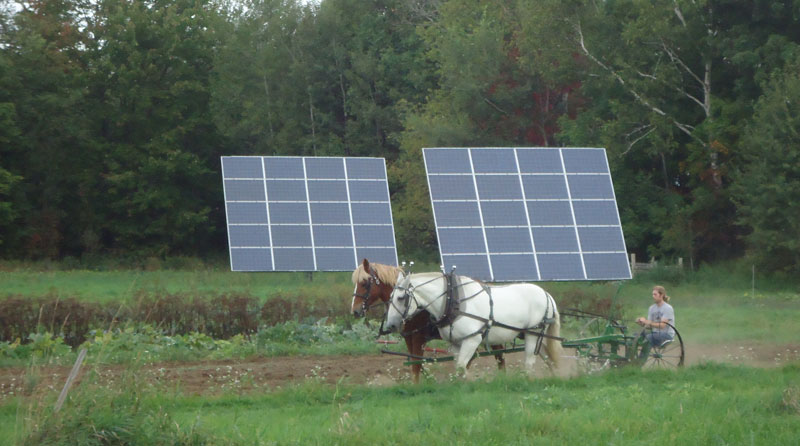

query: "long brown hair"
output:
653 285 670 303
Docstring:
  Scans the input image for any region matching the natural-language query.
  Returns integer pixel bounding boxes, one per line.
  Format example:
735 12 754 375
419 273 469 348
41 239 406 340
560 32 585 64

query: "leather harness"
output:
392 271 564 352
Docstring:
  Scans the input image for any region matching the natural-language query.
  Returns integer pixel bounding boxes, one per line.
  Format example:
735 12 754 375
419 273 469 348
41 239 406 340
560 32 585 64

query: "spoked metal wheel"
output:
638 322 685 369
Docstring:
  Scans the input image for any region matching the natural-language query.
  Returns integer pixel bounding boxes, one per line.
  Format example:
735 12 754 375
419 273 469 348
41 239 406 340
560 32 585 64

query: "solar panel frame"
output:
423 147 631 282
221 156 398 271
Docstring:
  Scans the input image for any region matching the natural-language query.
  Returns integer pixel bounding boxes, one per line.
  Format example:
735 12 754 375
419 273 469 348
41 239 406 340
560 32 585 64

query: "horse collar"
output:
433 271 462 328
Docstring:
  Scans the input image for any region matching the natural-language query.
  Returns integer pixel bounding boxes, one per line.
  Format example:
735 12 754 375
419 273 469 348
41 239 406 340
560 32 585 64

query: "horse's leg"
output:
403 334 421 384
413 333 429 383
455 336 481 378
491 344 505 370
523 334 540 375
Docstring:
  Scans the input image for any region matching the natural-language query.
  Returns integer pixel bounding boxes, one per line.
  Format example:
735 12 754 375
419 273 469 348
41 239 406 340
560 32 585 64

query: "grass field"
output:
0 268 354 303
1 363 798 445
1 263 799 444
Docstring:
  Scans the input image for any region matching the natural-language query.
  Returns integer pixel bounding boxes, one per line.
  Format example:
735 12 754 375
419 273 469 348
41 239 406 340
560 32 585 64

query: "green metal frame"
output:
556 282 655 366
562 319 649 366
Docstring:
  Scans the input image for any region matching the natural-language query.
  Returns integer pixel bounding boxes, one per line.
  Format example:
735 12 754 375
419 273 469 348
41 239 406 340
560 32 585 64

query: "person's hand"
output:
636 317 646 326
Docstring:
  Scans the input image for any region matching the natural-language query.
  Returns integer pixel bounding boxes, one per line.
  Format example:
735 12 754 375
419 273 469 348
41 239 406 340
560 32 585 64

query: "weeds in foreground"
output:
16 364 216 446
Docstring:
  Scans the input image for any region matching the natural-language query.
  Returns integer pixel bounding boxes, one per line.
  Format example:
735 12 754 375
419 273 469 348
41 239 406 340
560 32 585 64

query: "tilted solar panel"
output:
221 156 398 271
423 147 631 282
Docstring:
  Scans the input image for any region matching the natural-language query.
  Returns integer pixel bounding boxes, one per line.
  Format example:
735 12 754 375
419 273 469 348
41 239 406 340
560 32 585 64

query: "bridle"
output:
388 273 447 324
353 268 383 315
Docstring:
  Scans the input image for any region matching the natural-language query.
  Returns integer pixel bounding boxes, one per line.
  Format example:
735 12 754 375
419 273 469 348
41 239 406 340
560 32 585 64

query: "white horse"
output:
384 271 563 376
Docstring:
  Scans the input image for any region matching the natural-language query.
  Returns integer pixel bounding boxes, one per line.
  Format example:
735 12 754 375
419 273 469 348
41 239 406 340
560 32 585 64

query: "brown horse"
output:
351 258 505 382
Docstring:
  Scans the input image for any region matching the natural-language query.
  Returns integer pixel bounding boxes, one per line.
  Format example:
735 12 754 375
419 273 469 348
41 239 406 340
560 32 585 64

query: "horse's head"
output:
384 270 415 333
351 258 392 317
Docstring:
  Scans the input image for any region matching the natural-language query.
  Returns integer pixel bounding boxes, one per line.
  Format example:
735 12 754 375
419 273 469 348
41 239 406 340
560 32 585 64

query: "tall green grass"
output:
3 362 798 445
158 363 800 445
4 366 213 445
0 269 353 303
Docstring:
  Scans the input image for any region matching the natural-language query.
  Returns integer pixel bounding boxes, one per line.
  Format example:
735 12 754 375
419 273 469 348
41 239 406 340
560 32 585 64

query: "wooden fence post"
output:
54 347 88 413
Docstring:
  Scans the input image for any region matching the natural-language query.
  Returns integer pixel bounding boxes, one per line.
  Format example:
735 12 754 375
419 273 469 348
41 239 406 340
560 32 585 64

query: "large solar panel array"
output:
221 156 398 271
423 147 631 282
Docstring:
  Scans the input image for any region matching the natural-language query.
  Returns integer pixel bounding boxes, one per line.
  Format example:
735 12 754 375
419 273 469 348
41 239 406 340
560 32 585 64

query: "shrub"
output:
0 296 106 347
0 291 345 347
208 294 260 338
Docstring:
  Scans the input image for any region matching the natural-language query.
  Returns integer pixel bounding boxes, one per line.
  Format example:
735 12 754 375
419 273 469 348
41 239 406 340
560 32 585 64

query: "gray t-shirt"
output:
648 302 675 337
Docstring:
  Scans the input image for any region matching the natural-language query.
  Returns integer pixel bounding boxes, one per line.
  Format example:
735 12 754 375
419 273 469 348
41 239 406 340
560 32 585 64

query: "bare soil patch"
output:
1 342 798 400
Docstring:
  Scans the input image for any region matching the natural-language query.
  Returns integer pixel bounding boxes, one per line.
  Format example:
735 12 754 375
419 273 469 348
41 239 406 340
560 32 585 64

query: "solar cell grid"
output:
423 147 631 281
221 156 397 271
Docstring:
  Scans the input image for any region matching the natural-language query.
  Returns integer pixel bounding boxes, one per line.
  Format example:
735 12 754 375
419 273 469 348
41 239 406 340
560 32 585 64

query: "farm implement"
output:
560 309 685 370
380 284 685 371
381 314 684 370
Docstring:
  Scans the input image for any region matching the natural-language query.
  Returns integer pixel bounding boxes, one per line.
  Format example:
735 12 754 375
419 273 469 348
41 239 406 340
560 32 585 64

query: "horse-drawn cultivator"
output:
560 308 684 370
381 310 684 372
354 261 684 374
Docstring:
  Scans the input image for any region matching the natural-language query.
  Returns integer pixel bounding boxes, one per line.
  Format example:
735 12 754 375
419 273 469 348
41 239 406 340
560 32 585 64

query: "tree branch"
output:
483 96 510 115
673 0 687 27
636 70 707 110
660 39 704 89
575 21 706 146
623 124 655 155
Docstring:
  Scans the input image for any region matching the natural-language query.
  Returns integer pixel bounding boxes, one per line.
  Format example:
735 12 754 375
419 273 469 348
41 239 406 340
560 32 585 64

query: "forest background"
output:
1 0 799 276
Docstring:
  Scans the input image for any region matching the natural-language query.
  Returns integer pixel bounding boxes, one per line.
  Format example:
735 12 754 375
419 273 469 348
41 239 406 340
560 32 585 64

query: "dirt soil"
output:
1 342 798 400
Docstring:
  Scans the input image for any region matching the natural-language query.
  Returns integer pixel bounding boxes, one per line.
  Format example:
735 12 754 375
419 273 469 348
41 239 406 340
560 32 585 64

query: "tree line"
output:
1 0 798 275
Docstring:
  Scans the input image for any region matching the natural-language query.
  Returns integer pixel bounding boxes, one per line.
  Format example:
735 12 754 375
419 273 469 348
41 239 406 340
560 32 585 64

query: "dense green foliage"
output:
1 0 800 273
734 52 800 275
2 362 799 445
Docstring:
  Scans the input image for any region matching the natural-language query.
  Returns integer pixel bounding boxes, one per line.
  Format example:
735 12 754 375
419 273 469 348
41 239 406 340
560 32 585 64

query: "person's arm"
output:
643 319 671 329
650 306 675 329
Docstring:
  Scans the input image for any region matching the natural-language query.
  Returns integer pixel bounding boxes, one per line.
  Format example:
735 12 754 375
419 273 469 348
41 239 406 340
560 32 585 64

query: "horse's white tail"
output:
545 307 563 370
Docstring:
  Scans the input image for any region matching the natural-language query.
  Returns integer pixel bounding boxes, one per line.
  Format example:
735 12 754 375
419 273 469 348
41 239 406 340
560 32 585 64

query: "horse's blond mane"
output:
351 262 404 286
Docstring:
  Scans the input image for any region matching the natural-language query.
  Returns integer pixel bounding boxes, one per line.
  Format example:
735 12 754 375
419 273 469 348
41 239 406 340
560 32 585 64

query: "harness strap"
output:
481 283 494 350
395 273 563 348
376 301 391 337
454 311 565 342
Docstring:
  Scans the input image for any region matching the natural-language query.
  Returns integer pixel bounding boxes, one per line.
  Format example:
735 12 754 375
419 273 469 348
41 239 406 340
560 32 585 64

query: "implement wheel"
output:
634 322 685 369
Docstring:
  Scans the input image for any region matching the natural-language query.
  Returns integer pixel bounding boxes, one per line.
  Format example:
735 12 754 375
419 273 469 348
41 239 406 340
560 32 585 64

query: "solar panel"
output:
221 156 398 271
423 148 631 281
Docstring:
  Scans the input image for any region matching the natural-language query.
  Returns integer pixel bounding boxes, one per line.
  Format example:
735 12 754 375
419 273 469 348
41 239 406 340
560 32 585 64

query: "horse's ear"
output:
362 258 370 271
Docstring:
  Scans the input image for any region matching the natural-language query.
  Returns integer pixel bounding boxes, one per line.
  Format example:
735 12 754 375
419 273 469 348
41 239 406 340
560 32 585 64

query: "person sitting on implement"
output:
635 285 675 349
